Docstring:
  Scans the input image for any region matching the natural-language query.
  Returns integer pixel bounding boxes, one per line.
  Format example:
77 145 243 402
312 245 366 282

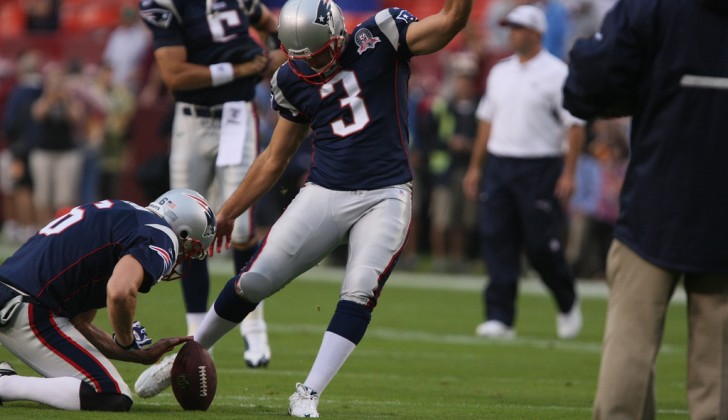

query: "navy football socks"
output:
326 300 372 345
181 258 209 313
214 277 258 323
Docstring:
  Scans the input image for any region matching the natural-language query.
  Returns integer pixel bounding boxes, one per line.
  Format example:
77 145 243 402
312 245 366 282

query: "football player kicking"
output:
135 0 473 417
0 189 215 411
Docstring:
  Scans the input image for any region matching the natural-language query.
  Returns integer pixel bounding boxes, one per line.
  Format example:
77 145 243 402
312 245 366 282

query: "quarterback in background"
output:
138 0 283 371
135 0 473 416
0 189 215 411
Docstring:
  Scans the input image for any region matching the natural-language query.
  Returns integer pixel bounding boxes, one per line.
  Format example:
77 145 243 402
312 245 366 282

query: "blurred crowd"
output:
0 0 629 279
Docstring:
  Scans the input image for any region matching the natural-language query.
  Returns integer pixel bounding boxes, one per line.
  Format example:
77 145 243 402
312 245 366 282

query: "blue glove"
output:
113 321 152 350
131 321 153 348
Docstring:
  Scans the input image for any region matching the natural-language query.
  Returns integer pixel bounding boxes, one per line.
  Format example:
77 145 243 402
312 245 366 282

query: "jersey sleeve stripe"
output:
375 9 399 51
271 70 302 117
145 223 179 257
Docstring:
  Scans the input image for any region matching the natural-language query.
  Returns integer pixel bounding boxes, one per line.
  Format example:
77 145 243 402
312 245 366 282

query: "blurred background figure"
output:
86 62 136 199
463 5 585 340
423 52 481 273
24 0 59 33
101 4 151 93
29 64 84 226
567 118 628 279
0 50 43 243
482 0 571 63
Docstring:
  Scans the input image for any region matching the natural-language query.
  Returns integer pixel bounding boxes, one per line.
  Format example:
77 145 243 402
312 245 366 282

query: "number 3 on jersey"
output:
320 71 371 137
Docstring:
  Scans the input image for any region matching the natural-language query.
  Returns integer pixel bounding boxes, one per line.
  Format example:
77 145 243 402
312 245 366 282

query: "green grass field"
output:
0 262 690 419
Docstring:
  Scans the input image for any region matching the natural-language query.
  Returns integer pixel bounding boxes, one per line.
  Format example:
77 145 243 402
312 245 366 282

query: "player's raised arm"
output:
406 0 473 56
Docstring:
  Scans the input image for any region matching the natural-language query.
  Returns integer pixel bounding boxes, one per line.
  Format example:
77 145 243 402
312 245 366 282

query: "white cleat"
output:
475 320 516 339
134 353 175 398
243 332 271 368
0 361 17 406
557 299 583 339
288 383 320 418
0 361 16 377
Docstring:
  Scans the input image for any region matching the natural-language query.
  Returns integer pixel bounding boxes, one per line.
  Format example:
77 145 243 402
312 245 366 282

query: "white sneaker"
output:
0 361 16 377
243 331 271 368
475 320 516 339
134 353 175 398
288 383 319 418
0 361 17 406
557 299 583 339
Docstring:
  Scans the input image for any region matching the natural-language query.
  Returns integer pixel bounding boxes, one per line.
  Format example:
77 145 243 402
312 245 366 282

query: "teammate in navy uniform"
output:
135 0 473 416
0 189 215 411
139 0 282 370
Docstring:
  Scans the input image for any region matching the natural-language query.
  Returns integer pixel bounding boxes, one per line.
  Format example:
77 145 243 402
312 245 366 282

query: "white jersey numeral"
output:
207 10 241 43
320 71 371 137
39 201 115 236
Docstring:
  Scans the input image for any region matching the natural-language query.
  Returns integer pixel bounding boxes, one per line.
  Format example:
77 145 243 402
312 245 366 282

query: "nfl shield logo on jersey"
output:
355 28 380 55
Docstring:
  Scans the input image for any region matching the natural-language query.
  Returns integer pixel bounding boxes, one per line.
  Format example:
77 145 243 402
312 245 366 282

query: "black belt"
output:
182 105 223 119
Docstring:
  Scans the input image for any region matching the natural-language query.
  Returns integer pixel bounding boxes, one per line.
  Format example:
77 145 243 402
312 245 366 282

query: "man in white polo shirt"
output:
463 4 585 340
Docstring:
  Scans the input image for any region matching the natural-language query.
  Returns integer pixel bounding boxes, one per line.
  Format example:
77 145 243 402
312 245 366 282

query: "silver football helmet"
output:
278 0 347 84
146 189 216 261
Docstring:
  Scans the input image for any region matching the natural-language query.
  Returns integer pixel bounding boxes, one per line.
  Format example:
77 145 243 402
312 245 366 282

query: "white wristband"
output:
209 62 234 87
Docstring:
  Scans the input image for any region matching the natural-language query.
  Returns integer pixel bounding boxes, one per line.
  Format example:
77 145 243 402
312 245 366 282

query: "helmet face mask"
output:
146 189 217 280
278 0 347 85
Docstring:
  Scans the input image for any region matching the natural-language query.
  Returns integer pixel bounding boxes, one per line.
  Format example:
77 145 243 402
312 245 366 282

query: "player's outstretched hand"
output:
210 212 234 256
234 55 270 78
136 336 193 365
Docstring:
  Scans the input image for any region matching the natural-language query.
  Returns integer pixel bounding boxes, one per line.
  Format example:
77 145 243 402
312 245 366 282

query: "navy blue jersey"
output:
271 8 418 191
140 0 264 105
0 200 179 317
563 0 728 272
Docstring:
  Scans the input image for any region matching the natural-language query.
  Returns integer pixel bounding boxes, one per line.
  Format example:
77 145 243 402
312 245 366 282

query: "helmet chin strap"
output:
284 35 347 85
160 238 206 282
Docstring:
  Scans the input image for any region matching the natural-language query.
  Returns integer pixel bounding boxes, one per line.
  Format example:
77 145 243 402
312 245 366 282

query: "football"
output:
171 340 217 411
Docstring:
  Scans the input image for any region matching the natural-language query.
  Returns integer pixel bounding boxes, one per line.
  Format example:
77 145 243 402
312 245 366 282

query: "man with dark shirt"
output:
564 0 728 417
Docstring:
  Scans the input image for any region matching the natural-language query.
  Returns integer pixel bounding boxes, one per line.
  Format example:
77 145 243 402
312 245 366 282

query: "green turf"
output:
0 267 690 418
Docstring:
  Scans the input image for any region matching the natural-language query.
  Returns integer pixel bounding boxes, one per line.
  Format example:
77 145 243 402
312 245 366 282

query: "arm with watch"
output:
71 255 191 365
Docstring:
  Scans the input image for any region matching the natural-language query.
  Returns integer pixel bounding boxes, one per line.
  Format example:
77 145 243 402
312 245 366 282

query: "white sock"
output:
303 331 356 394
186 312 207 336
240 302 267 336
195 308 239 350
0 375 82 410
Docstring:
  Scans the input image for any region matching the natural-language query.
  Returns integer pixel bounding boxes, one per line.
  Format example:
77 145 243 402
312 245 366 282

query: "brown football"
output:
171 340 217 411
